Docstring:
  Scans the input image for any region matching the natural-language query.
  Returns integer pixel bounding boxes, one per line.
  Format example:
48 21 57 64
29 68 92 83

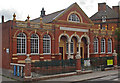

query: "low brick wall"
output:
32 66 76 75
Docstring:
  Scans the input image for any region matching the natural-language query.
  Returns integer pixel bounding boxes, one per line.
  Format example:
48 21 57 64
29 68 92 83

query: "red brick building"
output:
0 2 119 69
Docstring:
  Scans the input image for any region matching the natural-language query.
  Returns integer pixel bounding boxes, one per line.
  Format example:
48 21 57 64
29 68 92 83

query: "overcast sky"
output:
0 0 120 22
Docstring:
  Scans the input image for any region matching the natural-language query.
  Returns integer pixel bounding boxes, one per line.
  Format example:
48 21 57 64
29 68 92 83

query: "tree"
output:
115 27 120 65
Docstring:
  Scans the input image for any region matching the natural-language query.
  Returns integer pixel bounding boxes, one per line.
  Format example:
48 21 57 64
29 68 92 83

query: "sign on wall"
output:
107 59 113 66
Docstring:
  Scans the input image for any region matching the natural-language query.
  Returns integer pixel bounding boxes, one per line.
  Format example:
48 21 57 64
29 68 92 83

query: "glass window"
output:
101 38 105 53
102 16 106 22
30 34 39 54
94 37 98 53
43 34 51 54
68 14 80 22
108 39 112 53
66 40 74 54
17 33 26 54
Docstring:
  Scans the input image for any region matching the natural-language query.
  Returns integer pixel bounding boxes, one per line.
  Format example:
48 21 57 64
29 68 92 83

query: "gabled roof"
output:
90 5 118 20
31 9 65 23
31 2 93 24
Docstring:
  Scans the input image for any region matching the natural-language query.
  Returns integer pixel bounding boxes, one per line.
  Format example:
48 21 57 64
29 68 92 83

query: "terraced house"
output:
0 2 119 71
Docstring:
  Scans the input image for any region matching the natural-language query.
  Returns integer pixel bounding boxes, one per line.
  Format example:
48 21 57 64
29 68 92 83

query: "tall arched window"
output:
93 37 98 53
101 38 105 53
66 39 74 54
30 34 39 54
68 14 80 22
43 34 51 54
17 33 26 54
108 39 112 53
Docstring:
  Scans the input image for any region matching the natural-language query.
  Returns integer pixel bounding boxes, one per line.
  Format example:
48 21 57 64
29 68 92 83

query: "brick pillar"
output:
113 50 117 68
75 53 81 74
24 54 31 81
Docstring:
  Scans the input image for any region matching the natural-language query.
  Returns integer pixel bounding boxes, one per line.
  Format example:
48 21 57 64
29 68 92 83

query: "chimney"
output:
2 15 4 23
98 3 106 11
112 6 119 13
40 8 45 17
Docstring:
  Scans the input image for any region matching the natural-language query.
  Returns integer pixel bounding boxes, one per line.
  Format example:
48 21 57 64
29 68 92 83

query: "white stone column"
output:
78 42 81 57
68 41 71 59
87 43 90 58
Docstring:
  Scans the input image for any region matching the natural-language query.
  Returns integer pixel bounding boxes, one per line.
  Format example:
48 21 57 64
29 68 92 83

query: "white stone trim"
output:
59 33 70 43
10 63 25 67
60 27 88 32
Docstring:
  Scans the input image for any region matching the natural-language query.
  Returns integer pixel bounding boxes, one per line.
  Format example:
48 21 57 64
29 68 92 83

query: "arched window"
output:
68 14 80 22
108 39 112 53
93 37 98 53
43 34 51 54
30 34 39 54
17 33 26 54
66 39 74 54
101 38 105 53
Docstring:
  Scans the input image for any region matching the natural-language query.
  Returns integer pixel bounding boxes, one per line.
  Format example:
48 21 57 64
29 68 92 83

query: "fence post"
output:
24 54 32 81
113 50 117 68
75 53 81 74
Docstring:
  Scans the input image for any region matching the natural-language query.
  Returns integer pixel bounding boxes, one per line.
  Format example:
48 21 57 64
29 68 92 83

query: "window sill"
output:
43 53 51 55
93 52 98 54
17 53 26 55
107 52 112 54
100 52 106 54
30 53 39 55
66 53 74 54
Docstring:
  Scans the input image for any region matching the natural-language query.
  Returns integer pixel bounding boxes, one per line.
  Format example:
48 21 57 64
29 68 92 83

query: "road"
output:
74 74 120 83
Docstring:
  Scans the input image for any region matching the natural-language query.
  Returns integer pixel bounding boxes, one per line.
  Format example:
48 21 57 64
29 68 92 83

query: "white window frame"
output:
30 34 39 54
66 40 74 54
101 38 105 53
17 33 26 55
68 14 80 23
108 39 112 53
94 37 98 53
43 34 51 54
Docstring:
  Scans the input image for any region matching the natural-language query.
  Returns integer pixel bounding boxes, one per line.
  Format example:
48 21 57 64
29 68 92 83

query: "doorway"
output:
59 47 63 60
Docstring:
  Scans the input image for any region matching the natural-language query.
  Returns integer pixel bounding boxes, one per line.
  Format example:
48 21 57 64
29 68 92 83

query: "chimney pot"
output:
112 6 119 13
2 15 4 23
98 3 106 11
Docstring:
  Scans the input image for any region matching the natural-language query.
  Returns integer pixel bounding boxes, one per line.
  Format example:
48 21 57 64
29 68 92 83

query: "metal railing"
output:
81 56 114 71
10 63 25 77
31 59 76 75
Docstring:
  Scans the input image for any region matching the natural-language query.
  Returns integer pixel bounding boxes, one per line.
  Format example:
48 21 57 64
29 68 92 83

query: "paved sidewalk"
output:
44 70 119 82
0 68 24 81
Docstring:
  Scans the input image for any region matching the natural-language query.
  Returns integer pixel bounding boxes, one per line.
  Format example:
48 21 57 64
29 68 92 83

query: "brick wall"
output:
2 21 12 69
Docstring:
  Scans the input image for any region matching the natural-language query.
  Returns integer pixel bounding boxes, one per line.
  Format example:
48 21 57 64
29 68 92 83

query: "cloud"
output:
79 1 86 5
0 8 21 22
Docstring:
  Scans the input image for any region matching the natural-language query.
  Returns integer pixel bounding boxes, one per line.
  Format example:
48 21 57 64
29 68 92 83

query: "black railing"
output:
31 59 76 75
81 56 114 71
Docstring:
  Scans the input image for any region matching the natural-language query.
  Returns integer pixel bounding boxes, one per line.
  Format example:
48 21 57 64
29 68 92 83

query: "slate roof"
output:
31 9 65 23
90 5 118 20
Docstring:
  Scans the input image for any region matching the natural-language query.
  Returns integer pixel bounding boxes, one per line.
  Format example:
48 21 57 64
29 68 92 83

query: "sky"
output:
0 0 120 22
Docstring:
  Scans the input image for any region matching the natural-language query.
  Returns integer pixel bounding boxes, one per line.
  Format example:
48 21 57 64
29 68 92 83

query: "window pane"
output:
30 34 39 54
17 33 26 54
43 34 51 54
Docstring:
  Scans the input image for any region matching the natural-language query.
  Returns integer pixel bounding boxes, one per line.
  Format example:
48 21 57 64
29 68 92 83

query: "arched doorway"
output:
59 35 68 60
81 37 88 59
71 36 79 58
